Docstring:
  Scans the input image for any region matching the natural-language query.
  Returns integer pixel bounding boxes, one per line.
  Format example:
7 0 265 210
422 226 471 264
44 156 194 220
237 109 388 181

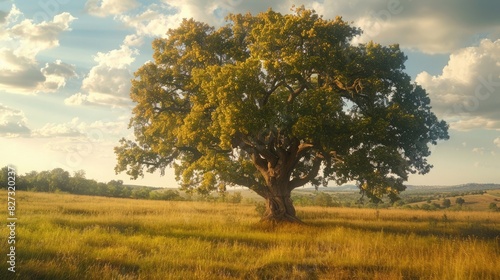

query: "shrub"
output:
314 192 333 207
393 200 405 207
228 192 242 204
442 199 451 208
255 202 266 217
489 203 498 211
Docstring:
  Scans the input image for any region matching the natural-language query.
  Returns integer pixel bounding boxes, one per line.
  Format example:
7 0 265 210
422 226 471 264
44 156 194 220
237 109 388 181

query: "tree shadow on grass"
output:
244 262 421 280
8 249 141 280
307 219 500 240
245 262 328 280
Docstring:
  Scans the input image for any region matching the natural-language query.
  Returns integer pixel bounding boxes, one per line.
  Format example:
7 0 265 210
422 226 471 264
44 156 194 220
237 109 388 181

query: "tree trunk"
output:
261 190 303 224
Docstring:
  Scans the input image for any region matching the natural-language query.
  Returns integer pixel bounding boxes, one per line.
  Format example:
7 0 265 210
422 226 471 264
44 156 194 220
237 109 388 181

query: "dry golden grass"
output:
1 191 499 279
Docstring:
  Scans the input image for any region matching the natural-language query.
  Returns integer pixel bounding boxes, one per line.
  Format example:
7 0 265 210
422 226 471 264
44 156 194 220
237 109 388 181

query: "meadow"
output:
1 191 499 279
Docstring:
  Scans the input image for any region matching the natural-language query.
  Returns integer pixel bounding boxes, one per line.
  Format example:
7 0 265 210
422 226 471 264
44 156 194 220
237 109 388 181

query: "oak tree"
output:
115 7 448 223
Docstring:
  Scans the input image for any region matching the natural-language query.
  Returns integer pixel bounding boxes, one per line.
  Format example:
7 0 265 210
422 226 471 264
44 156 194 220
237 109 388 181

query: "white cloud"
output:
320 0 500 54
117 4 180 38
416 39 500 131
32 118 83 138
9 12 76 59
0 48 46 93
85 0 138 17
32 117 127 139
40 60 77 92
0 4 21 41
41 60 77 77
0 104 31 137
92 45 138 69
123 34 143 47
64 92 89 106
494 137 500 148
65 45 138 107
0 106 127 139
0 5 76 94
472 147 485 155
0 49 77 94
112 0 500 55
77 119 127 136
30 117 128 170
116 0 287 40
449 116 500 132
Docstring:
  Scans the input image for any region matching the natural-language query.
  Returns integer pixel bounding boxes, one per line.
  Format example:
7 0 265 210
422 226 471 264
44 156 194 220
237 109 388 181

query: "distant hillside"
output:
405 183 500 193
124 183 500 194
316 183 500 193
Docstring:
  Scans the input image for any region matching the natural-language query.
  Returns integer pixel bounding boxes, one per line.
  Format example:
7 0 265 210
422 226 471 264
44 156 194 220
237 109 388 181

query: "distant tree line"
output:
0 166 184 201
289 192 475 211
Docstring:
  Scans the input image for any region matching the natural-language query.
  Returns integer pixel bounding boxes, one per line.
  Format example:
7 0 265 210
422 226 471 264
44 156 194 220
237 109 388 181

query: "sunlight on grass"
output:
1 191 499 279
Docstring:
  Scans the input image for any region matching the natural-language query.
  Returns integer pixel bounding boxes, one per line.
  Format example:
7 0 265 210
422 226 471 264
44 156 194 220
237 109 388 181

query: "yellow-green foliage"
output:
1 191 499 279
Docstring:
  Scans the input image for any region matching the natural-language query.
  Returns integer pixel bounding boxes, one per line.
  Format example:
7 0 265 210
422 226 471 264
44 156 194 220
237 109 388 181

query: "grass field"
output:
1 191 499 279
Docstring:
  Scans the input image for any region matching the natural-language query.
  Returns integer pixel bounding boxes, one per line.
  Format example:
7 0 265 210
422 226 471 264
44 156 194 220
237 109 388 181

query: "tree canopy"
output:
115 7 448 222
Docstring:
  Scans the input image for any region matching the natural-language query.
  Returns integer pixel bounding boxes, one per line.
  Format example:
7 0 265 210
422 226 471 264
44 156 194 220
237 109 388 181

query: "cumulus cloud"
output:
31 118 128 170
65 45 138 107
0 104 31 137
9 12 76 59
0 5 76 94
115 0 294 41
0 103 127 139
40 60 77 92
449 117 500 132
42 60 77 77
494 137 500 148
205 0 500 54
472 147 485 155
416 39 500 131
77 119 127 136
0 48 46 93
85 0 138 17
123 34 143 47
117 4 180 38
32 118 83 138
0 49 77 94
324 0 500 54
0 5 20 40
110 0 499 54
32 117 127 139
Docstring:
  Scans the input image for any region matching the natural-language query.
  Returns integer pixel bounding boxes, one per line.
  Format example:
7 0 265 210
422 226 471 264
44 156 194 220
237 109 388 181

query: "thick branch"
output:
285 83 307 103
235 132 278 165
176 146 203 161
288 142 314 171
261 80 284 107
231 175 269 198
251 151 268 178
153 105 190 114
289 156 322 190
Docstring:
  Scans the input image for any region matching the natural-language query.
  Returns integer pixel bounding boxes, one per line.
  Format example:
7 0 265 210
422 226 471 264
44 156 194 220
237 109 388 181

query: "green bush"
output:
254 202 266 217
489 203 498 211
442 199 451 208
314 192 333 207
228 192 242 204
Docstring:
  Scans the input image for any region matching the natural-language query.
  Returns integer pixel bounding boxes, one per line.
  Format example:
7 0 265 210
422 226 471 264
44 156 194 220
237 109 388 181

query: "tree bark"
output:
260 188 303 224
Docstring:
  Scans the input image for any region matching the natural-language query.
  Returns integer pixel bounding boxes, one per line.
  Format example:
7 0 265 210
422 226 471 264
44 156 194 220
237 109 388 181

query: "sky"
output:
1 0 499 188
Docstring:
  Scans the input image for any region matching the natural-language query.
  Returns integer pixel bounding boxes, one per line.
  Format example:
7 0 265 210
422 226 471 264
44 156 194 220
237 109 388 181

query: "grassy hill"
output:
1 191 499 279
408 190 500 211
